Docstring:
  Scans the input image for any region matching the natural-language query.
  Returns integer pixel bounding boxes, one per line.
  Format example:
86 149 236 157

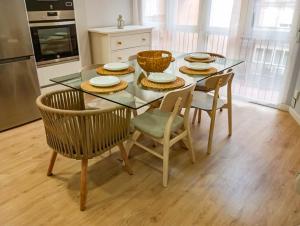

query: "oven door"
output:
30 21 79 66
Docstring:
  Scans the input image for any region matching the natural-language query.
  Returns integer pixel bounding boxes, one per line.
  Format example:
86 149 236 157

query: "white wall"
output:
74 0 133 67
85 0 132 28
74 0 90 66
294 70 300 114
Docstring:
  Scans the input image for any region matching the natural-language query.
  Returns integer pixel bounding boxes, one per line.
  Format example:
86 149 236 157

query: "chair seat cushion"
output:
192 92 225 111
195 80 213 92
131 109 184 138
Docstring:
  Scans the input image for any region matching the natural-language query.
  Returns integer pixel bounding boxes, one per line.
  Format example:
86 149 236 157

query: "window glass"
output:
38 27 72 55
176 0 200 26
142 0 165 24
254 47 264 62
209 0 234 28
253 1 295 31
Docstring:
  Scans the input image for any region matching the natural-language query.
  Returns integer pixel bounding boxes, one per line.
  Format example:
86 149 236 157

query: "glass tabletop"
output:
50 53 243 110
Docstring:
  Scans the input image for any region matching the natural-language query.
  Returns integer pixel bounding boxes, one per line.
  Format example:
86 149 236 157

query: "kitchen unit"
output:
0 0 41 131
24 0 81 91
89 25 152 64
26 0 79 67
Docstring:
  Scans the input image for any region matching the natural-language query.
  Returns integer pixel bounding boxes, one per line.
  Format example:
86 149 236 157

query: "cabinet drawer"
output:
111 33 150 50
111 46 150 62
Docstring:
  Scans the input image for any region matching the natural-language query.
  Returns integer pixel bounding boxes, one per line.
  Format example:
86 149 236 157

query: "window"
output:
252 45 289 67
252 0 295 31
176 0 200 26
209 0 234 28
142 0 165 24
254 47 264 62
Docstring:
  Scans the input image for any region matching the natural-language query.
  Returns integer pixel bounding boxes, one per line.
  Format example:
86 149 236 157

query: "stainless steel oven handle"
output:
30 21 75 27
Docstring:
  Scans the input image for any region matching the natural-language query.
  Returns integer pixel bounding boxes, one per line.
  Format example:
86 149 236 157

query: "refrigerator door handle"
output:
0 56 32 65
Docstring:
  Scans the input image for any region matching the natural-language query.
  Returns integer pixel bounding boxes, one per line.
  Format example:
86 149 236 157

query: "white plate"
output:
103 63 129 71
190 53 210 59
186 63 212 71
89 76 120 87
148 72 176 83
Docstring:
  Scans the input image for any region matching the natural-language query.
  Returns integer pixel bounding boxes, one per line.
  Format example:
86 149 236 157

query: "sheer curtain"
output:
134 0 300 107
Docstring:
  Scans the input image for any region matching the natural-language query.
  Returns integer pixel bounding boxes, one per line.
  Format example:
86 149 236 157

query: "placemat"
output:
96 66 135 76
141 77 185 91
179 66 218 76
81 80 128 93
184 56 215 63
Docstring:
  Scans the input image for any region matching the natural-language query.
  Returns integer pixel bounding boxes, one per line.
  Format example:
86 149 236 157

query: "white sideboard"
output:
89 25 152 64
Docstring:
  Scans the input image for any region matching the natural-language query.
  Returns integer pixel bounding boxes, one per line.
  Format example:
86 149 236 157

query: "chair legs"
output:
118 143 133 175
80 159 88 211
47 145 133 212
197 109 202 124
192 108 201 125
192 108 198 124
47 153 89 211
47 151 57 176
186 129 195 163
228 104 232 136
207 111 217 155
126 130 141 157
162 143 170 187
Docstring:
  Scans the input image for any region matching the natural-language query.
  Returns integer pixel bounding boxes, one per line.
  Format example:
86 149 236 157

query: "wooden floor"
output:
1 102 300 226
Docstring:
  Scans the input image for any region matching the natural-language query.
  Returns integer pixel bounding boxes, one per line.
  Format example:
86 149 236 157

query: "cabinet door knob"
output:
142 38 146 41
118 57 122 60
117 41 122 45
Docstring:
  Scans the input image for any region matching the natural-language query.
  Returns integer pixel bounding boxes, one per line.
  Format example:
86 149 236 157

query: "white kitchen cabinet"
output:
89 25 152 64
37 60 82 87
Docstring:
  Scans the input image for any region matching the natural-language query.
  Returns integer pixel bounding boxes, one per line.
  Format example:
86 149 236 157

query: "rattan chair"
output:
129 84 196 187
191 71 234 154
36 89 132 211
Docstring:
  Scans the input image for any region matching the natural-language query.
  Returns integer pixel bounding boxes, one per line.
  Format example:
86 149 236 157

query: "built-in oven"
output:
26 0 79 67
30 21 79 66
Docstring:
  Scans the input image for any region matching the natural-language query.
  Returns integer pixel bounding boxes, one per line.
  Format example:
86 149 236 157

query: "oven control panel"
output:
25 0 74 11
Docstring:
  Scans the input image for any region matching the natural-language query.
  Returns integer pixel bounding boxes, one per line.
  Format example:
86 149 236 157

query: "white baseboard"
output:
278 104 289 111
289 107 300 125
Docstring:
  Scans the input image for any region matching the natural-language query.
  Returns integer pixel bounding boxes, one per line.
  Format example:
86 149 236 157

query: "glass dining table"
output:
50 53 243 110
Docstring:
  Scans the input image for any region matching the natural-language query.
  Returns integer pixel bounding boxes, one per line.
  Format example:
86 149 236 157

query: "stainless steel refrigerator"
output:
0 0 41 132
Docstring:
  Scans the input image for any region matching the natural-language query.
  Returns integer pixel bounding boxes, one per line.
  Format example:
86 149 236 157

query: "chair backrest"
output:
36 89 131 160
41 89 85 110
81 64 103 81
200 52 225 59
160 84 196 112
128 55 137 61
204 71 234 90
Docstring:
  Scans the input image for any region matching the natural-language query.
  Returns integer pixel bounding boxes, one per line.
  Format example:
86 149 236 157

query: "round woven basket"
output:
137 50 172 72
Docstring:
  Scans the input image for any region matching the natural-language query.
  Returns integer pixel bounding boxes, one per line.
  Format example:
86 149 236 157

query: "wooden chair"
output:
80 64 120 110
129 84 196 187
194 52 226 92
191 71 234 155
36 89 132 211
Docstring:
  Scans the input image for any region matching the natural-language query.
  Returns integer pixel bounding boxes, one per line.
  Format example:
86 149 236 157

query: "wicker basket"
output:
137 50 172 72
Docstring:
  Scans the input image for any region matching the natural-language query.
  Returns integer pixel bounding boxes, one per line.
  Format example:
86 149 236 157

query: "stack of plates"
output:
148 72 176 83
103 63 129 71
189 53 210 60
186 62 212 71
89 76 120 87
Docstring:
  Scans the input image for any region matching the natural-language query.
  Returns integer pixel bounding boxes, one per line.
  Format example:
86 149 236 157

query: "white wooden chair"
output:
192 71 234 155
129 84 196 187
194 52 226 92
